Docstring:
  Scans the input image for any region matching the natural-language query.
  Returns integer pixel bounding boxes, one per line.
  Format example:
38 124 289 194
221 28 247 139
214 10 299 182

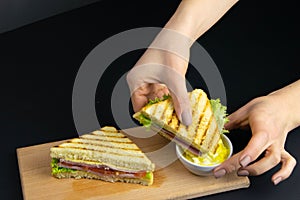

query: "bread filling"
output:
57 159 150 179
152 125 201 155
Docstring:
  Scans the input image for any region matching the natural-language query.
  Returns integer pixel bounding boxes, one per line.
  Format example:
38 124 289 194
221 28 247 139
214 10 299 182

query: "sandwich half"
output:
133 89 228 155
50 126 155 186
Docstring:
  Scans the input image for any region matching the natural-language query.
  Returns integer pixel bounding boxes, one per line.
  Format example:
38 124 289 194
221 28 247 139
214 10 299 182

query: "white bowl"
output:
175 134 233 176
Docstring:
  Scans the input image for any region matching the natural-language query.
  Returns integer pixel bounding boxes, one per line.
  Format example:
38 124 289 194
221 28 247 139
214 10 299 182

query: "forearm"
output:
164 0 239 42
269 79 300 131
143 0 238 74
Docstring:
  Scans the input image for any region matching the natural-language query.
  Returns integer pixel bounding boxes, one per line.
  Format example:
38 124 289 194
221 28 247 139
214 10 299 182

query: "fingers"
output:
213 152 243 178
170 89 192 126
240 147 281 176
127 47 191 125
147 84 169 100
130 79 192 126
161 67 191 126
238 130 270 168
240 149 296 185
272 150 297 185
129 65 192 127
214 146 297 186
127 62 190 124
131 85 149 112
214 146 275 178
214 129 273 178
130 84 169 112
213 96 296 184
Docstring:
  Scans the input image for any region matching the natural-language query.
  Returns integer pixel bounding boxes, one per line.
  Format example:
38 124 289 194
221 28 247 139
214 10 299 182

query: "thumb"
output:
170 87 192 126
239 115 273 167
127 64 192 125
239 131 269 167
161 67 191 126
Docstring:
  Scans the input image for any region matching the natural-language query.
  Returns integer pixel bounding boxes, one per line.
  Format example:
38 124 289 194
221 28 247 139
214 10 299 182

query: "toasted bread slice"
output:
133 89 221 153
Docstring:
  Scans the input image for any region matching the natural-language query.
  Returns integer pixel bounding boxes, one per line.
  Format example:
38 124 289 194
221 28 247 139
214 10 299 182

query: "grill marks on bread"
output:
54 130 144 158
140 89 221 153
50 126 156 173
50 126 155 173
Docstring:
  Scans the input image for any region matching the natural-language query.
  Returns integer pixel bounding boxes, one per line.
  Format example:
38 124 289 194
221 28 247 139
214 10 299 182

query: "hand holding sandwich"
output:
127 0 238 126
214 79 300 185
126 31 193 126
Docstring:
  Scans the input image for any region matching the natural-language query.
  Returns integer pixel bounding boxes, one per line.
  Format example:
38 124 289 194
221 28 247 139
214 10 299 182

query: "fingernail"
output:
238 169 249 176
181 109 192 126
240 155 251 167
214 169 226 178
273 177 282 185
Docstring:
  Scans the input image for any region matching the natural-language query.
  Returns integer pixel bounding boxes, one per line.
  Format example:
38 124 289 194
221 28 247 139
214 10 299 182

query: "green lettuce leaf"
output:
137 114 152 128
147 94 170 106
209 99 229 134
145 172 153 180
51 158 76 175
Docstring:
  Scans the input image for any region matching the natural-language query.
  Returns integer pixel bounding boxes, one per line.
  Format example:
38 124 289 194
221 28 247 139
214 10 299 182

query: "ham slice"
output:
58 159 147 179
152 125 202 155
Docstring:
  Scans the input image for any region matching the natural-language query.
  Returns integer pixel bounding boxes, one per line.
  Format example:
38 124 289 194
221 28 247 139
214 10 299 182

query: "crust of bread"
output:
53 170 153 186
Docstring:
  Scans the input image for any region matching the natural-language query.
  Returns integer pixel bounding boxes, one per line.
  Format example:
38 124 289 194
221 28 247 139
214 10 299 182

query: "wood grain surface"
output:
17 127 250 200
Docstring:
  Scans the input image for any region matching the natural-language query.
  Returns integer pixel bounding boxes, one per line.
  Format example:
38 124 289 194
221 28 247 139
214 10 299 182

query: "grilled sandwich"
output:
50 126 155 186
133 89 228 155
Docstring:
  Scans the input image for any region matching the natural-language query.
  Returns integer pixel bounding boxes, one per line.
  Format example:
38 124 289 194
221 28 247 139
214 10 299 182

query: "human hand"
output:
126 29 195 125
126 0 240 125
213 93 298 185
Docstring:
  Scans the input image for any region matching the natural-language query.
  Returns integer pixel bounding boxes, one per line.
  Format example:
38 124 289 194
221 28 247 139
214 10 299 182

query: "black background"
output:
1 0 300 199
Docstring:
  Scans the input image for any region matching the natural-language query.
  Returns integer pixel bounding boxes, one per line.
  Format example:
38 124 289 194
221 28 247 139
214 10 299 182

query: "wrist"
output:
136 48 188 76
149 28 191 61
268 80 300 131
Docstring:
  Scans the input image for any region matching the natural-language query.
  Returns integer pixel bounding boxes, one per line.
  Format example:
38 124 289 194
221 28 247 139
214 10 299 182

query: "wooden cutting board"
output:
17 127 250 200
